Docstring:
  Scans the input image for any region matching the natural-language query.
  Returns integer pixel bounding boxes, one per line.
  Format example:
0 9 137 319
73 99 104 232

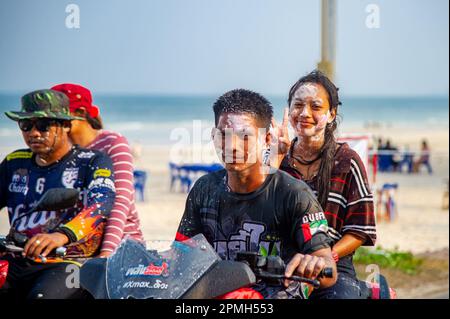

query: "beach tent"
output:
337 133 374 183
337 134 370 168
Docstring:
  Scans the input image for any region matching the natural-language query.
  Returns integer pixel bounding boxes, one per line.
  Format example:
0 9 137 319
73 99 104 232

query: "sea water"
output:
0 93 448 148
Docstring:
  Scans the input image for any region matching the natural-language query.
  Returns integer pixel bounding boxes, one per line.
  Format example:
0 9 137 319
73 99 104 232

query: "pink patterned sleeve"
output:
100 135 135 253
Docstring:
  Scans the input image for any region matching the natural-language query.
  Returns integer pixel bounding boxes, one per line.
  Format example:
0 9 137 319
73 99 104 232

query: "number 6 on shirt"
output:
36 177 45 195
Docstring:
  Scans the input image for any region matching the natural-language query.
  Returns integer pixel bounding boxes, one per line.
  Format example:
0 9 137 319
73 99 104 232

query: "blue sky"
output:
0 0 448 96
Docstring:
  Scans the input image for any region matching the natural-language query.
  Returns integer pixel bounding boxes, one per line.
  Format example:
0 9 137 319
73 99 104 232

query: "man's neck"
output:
227 164 267 194
36 142 73 166
71 127 99 148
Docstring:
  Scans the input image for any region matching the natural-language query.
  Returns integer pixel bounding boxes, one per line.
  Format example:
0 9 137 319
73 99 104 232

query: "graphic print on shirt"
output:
62 167 78 188
9 168 29 195
12 209 58 233
213 221 281 260
77 150 96 159
301 211 329 242
35 177 46 194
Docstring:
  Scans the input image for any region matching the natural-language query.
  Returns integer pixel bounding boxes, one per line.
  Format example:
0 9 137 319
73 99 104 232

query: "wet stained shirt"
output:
280 142 377 247
176 169 333 263
0 145 116 258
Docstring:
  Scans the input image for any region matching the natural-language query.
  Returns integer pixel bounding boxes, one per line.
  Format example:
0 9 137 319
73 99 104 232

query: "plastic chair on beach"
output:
169 163 181 191
170 162 223 193
376 183 398 222
378 154 394 172
133 170 147 202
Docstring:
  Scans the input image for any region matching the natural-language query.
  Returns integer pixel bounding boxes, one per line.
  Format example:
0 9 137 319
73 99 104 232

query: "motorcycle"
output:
0 188 80 294
0 188 79 262
79 234 334 299
1 188 395 299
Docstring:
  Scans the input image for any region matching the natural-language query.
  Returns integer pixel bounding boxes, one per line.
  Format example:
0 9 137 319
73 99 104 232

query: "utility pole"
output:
317 0 337 81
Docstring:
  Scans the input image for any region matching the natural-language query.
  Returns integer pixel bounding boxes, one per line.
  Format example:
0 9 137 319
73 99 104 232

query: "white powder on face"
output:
220 114 263 164
296 122 315 136
300 105 309 117
294 83 318 101
315 113 329 130
294 108 331 141
225 114 251 132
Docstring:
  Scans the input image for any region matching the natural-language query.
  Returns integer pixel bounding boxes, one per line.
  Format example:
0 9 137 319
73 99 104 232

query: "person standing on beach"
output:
0 89 115 299
271 70 376 299
413 139 433 174
51 84 144 257
176 89 337 299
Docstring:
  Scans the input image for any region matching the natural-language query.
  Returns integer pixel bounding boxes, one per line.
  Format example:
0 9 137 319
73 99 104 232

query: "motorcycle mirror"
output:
30 188 80 214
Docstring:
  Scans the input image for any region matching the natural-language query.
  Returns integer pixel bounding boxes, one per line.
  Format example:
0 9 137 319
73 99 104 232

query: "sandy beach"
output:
0 125 448 300
1 126 448 255
130 126 450 255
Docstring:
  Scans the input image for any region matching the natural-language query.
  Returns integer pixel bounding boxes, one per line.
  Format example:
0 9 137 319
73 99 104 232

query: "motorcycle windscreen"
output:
105 234 220 299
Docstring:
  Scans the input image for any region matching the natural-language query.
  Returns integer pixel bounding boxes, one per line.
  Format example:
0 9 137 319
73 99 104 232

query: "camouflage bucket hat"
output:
5 89 84 121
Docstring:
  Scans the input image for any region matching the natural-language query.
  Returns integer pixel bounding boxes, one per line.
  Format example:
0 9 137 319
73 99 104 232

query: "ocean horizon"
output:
0 93 448 147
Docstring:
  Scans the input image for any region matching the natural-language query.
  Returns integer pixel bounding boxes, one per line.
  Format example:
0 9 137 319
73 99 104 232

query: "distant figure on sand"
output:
131 141 143 162
413 139 432 174
51 83 144 257
399 145 414 173
385 140 401 172
442 179 449 210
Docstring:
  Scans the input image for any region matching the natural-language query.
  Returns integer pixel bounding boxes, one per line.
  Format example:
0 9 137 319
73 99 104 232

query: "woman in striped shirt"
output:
51 83 144 257
271 70 376 299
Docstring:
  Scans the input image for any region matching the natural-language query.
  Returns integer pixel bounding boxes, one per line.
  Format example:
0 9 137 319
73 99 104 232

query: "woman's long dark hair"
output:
86 113 103 130
74 108 103 130
287 70 341 209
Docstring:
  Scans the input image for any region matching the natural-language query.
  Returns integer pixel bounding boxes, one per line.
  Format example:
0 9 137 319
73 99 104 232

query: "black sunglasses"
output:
18 119 62 132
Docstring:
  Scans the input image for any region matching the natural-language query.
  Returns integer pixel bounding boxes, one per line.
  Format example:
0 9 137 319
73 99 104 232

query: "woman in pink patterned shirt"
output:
51 83 144 257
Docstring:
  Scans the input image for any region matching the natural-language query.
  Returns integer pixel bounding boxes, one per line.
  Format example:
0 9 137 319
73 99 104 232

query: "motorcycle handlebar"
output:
0 236 67 262
257 267 334 289
320 267 334 278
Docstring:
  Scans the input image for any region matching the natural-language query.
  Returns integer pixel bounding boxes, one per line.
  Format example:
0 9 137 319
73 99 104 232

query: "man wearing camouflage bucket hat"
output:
4 90 83 163
0 89 116 299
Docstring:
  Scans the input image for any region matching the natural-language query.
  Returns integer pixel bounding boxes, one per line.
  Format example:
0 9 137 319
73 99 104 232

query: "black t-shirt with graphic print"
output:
176 169 332 263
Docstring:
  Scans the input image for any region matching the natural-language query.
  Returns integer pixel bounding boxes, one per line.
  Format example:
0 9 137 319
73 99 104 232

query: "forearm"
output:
100 206 127 253
332 234 364 258
101 148 135 252
58 203 106 242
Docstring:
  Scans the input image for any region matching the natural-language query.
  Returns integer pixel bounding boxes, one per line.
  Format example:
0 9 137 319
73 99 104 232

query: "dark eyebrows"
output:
215 127 257 136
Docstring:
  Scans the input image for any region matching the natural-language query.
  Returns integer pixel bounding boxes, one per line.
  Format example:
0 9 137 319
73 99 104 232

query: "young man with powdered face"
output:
176 89 337 299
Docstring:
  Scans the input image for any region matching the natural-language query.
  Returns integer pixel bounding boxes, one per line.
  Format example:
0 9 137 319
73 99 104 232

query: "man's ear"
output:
265 128 272 146
63 121 72 133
